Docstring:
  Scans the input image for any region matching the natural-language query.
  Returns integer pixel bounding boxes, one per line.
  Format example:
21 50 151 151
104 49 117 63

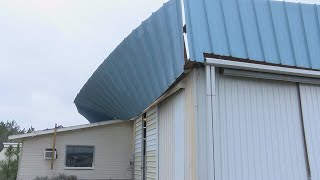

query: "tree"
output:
0 120 34 179
26 126 35 133
0 145 19 180
0 120 34 142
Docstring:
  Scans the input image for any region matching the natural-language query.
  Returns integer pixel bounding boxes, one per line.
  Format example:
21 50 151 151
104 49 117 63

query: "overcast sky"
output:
0 0 167 130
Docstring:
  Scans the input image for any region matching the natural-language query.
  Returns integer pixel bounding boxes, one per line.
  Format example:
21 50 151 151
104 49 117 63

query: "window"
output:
65 146 94 168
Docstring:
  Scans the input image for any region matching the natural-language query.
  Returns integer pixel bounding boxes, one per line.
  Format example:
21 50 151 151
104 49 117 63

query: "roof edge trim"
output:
9 120 125 140
206 57 320 79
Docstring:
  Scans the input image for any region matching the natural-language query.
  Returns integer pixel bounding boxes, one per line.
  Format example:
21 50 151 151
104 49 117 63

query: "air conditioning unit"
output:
44 148 57 160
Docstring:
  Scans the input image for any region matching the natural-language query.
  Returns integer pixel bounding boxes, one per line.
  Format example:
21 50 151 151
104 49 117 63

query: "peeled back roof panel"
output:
74 0 184 123
184 0 320 70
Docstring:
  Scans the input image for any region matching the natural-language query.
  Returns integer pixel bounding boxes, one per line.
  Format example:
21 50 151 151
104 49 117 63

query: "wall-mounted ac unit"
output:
44 148 57 160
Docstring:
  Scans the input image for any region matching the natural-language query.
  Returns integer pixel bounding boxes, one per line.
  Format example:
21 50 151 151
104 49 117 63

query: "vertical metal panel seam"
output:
140 24 162 95
219 0 232 55
163 3 179 79
134 31 156 100
236 77 245 180
108 50 143 116
151 14 170 88
138 23 162 97
111 48 142 116
251 0 266 61
175 0 185 70
283 1 298 66
314 6 320 66
91 72 124 116
152 13 172 87
266 0 281 63
202 0 213 53
236 0 249 59
298 3 313 68
126 39 154 104
86 72 124 115
106 51 138 117
105 59 138 116
283 84 297 178
120 41 150 107
120 41 147 104
313 4 320 69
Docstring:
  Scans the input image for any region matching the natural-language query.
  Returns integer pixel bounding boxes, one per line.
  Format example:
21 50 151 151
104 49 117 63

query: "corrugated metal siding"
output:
184 69 198 180
74 0 184 123
146 107 158 180
134 116 143 180
184 0 320 70
299 83 320 180
213 74 308 180
17 121 133 180
158 90 185 180
194 67 209 180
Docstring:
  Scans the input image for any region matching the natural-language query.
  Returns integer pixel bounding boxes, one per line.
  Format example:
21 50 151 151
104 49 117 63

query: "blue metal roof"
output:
184 0 320 70
76 0 320 123
74 0 184 123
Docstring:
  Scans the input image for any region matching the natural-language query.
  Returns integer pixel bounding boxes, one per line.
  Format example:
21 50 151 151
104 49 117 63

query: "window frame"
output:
64 145 95 170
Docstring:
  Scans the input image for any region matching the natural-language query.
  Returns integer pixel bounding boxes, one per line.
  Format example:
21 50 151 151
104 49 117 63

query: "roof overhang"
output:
74 0 184 123
75 0 320 124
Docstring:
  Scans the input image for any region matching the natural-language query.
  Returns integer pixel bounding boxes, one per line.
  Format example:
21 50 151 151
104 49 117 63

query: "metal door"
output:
213 75 308 180
299 83 320 180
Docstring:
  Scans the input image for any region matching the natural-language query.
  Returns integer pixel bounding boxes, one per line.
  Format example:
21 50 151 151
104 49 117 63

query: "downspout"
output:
205 65 216 180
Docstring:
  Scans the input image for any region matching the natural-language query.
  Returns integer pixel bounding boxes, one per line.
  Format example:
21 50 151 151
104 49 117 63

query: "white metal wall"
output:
158 90 185 180
184 69 198 180
213 72 308 180
145 107 158 180
299 83 320 180
134 116 143 180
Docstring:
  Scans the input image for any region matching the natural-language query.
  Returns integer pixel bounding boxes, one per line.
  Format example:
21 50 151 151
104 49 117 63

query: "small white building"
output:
0 142 20 162
9 120 133 180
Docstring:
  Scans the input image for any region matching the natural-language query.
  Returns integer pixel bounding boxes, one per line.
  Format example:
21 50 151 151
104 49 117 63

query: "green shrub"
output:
33 174 77 180
33 176 49 180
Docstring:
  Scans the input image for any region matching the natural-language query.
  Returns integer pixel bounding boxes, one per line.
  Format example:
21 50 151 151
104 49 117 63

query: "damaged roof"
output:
75 0 320 123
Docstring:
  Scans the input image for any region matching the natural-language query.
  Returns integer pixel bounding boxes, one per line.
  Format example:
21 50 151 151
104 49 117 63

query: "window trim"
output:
64 145 95 170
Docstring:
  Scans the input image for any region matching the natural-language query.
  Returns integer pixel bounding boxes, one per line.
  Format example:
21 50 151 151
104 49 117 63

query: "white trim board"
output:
205 58 320 79
222 68 320 85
